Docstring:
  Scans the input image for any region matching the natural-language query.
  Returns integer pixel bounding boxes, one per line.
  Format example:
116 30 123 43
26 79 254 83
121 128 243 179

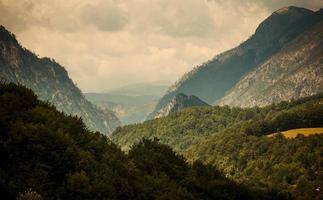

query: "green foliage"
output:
127 138 254 200
190 133 323 200
112 93 323 199
112 105 250 152
0 83 266 200
17 189 43 200
113 93 323 152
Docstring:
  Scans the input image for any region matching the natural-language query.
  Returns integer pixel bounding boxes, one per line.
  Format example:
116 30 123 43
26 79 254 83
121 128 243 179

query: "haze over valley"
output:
0 1 323 199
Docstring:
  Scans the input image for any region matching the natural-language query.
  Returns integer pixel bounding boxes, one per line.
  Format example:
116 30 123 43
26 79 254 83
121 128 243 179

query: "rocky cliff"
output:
154 93 209 119
218 19 323 107
0 26 120 134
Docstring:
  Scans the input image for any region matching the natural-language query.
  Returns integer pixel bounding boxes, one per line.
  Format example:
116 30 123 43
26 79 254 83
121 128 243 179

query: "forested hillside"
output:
112 94 323 199
113 93 323 151
0 83 284 200
186 132 323 199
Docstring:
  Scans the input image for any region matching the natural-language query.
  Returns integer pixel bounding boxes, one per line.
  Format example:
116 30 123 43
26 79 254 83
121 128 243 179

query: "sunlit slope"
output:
268 128 323 138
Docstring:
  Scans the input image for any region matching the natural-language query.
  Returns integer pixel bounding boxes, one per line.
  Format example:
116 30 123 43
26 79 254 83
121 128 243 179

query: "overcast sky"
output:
1 0 322 92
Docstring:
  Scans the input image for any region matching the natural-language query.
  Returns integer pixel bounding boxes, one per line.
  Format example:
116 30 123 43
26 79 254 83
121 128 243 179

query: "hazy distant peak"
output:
107 81 171 97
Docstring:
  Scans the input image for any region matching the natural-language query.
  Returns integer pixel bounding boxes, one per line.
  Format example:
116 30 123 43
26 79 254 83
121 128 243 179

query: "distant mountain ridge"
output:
0 25 120 134
149 7 323 118
106 81 170 96
84 81 170 125
153 93 209 119
85 92 159 125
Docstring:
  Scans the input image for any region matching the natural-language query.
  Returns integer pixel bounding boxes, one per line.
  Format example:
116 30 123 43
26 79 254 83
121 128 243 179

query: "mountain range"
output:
0 26 120 134
112 85 323 200
149 6 323 118
0 5 323 200
111 7 323 199
105 81 171 96
84 81 170 124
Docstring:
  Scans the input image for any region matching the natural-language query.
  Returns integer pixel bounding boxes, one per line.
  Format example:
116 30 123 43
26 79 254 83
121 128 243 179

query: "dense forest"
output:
112 93 323 151
112 94 323 199
0 83 290 200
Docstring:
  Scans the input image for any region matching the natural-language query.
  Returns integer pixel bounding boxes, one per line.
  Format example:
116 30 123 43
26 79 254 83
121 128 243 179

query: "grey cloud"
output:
0 0 81 33
156 1 213 37
258 0 323 11
0 0 129 33
209 0 322 11
127 0 214 38
81 0 128 32
2 0 321 92
0 0 34 32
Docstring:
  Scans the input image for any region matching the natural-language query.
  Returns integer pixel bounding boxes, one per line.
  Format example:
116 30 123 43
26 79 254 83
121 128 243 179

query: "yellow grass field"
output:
268 128 323 138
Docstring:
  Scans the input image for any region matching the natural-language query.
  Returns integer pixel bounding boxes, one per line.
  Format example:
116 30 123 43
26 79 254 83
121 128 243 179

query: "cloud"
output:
141 0 213 37
0 0 321 92
258 0 323 11
0 0 34 32
81 0 128 31
209 0 323 11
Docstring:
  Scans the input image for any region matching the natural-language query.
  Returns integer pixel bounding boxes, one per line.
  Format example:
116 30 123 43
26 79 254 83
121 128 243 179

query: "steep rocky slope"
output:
0 26 120 134
149 7 323 119
154 93 209 119
218 19 323 107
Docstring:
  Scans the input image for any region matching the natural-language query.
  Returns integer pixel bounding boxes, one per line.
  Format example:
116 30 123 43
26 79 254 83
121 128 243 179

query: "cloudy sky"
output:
1 0 322 92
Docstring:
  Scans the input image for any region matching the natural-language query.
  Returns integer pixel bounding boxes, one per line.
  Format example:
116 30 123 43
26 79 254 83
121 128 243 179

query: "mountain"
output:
84 93 159 125
0 26 120 134
149 7 323 118
153 93 209 119
217 18 323 107
85 81 171 125
107 81 171 96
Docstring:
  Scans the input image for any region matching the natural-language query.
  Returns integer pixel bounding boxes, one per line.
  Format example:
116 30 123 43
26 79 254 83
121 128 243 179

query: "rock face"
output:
0 26 120 134
149 7 323 118
154 93 209 119
218 19 323 107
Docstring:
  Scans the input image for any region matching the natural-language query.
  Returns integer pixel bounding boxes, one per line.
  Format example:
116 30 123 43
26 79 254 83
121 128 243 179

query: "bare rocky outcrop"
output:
154 93 209 118
218 20 323 107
